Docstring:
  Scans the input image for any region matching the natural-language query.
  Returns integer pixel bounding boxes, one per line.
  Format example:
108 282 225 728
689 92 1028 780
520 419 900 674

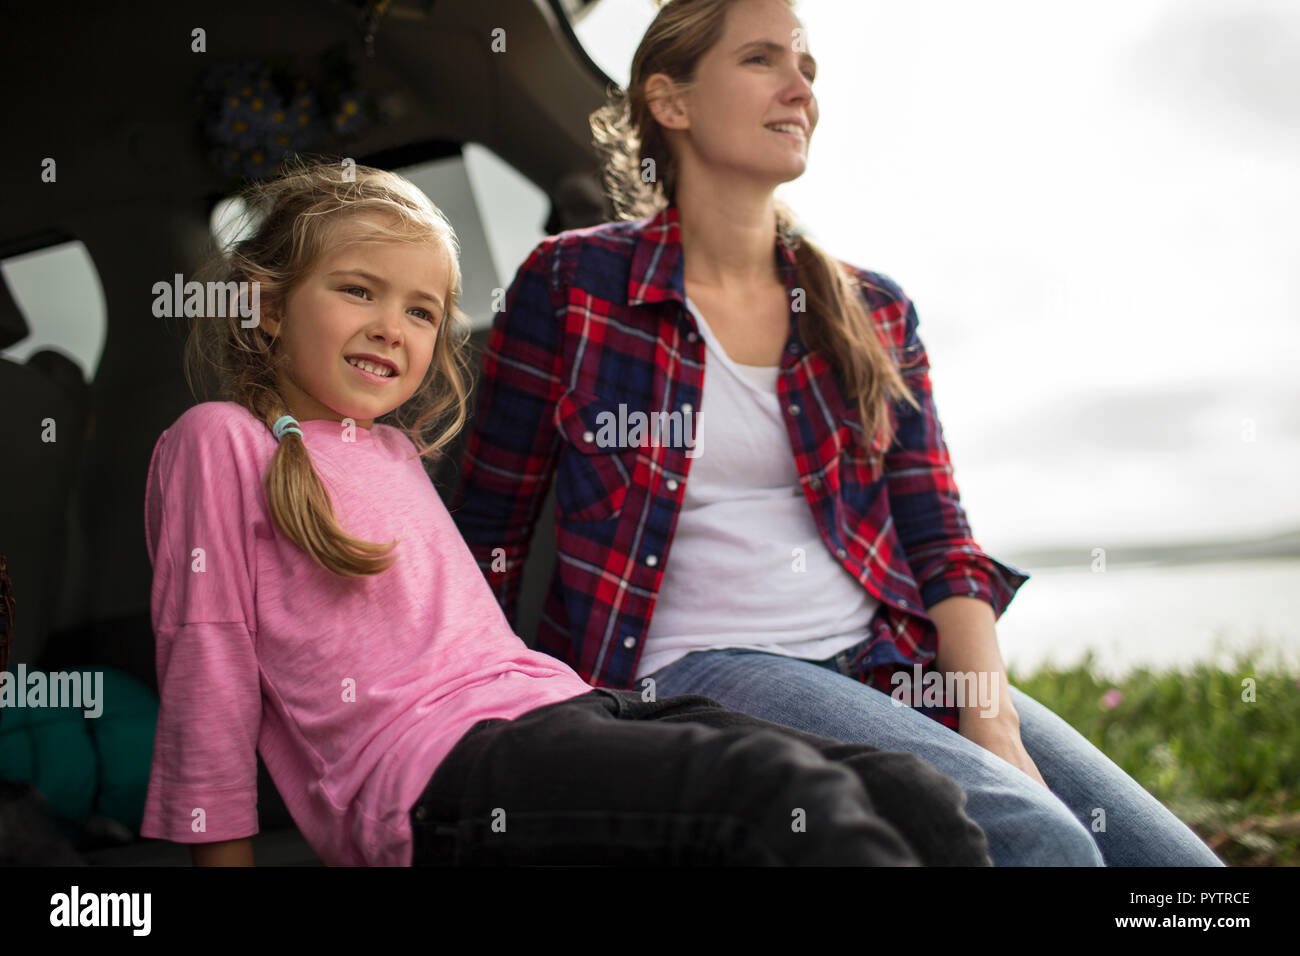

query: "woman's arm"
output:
869 277 1041 783
191 837 255 867
874 276 1029 619
448 239 567 625
930 595 1047 788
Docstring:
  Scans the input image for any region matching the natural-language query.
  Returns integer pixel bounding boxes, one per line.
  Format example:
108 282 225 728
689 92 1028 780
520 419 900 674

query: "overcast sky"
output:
572 0 1300 554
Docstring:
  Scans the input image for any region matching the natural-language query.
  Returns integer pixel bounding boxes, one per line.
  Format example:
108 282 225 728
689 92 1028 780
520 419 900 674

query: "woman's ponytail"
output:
776 205 922 460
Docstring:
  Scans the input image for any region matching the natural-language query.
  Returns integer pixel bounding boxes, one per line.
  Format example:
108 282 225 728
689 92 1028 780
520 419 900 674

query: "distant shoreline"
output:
1002 529 1300 570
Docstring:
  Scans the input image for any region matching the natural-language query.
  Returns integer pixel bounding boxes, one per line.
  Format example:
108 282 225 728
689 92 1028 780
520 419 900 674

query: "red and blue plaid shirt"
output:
448 204 1029 729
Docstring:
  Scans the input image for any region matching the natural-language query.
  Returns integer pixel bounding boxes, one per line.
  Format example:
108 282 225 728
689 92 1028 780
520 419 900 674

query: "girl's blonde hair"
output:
590 0 921 455
184 157 473 577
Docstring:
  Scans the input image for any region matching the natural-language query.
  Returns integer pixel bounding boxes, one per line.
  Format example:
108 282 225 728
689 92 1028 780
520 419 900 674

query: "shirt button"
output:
646 554 658 567
414 806 427 821
666 478 679 491
582 430 594 443
687 331 699 343
899 599 910 609
787 342 800 354
836 548 847 559
787 404 801 416
809 476 822 490
623 635 637 649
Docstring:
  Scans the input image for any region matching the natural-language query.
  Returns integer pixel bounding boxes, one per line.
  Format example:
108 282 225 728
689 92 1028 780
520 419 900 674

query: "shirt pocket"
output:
552 389 639 522
836 405 888 494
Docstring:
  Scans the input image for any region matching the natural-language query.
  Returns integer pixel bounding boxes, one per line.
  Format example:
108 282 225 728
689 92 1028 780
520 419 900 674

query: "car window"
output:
0 242 105 382
208 149 548 332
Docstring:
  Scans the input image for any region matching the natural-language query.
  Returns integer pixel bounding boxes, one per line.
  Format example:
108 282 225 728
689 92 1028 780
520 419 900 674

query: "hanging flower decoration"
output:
196 42 377 181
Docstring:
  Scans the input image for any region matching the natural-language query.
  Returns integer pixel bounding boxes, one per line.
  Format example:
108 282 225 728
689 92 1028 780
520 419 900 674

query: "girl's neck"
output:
274 371 376 429
674 170 780 295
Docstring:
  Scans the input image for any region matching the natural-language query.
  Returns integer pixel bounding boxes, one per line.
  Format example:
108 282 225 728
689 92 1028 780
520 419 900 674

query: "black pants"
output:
410 689 990 866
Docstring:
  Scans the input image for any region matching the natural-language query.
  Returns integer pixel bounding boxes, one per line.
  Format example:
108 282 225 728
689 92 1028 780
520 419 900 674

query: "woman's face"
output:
261 218 449 429
667 0 819 188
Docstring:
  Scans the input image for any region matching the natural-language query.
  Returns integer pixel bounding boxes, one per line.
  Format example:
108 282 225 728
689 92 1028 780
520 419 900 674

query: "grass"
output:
1006 651 1300 866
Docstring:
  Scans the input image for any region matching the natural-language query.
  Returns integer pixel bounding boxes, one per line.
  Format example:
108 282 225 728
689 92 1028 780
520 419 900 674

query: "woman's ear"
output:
645 73 690 131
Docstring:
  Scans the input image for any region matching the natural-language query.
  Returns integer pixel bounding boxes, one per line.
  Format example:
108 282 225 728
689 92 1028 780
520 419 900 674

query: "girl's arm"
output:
448 238 567 624
141 407 265 851
192 837 255 867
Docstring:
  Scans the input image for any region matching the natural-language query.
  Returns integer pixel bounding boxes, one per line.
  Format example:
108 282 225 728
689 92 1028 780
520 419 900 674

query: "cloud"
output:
957 380 1300 467
1125 0 1300 137
1037 384 1226 455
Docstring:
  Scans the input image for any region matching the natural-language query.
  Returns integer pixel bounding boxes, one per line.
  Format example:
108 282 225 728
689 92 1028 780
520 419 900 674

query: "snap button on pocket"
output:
554 390 638 522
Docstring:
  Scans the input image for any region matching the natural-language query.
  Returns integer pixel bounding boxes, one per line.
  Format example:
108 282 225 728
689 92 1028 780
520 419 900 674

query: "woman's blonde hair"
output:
183 156 473 577
590 0 921 455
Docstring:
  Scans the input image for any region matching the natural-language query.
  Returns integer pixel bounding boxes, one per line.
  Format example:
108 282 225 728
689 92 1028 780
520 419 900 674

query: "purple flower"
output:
1101 688 1123 710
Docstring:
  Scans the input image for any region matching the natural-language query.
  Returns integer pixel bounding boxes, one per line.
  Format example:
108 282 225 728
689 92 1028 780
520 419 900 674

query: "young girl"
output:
448 0 1224 866
139 158 991 867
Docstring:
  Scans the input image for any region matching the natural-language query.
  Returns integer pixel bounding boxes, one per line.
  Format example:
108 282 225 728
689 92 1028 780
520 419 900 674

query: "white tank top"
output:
637 297 880 680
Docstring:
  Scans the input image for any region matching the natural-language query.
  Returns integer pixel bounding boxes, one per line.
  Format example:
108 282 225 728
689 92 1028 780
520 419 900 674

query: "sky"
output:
570 0 1300 554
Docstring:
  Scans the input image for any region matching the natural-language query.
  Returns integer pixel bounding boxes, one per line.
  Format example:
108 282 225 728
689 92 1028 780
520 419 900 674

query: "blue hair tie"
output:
272 415 303 441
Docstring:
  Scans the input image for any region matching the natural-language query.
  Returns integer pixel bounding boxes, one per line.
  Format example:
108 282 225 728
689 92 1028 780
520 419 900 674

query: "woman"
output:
450 0 1222 866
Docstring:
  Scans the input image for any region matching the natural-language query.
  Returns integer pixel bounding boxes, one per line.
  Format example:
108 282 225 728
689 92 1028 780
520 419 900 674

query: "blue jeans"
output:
646 647 1225 866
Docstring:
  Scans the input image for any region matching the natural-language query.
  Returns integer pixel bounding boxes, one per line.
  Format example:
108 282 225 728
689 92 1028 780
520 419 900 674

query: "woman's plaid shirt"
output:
448 205 1029 728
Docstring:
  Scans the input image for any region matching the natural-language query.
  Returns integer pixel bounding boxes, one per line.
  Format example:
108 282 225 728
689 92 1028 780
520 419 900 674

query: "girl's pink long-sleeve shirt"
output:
139 401 593 865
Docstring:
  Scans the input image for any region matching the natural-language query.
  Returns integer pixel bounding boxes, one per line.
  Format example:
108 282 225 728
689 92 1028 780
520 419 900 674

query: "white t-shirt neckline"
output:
683 296 779 395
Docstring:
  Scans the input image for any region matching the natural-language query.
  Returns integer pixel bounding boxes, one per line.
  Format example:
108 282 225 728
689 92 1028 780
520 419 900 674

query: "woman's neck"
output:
675 173 779 294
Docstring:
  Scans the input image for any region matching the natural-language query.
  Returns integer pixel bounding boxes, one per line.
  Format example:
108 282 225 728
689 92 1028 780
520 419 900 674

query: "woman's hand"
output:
958 708 1049 789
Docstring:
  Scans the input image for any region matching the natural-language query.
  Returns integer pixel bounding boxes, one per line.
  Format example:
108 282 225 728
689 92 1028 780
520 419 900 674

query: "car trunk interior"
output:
1 0 612 864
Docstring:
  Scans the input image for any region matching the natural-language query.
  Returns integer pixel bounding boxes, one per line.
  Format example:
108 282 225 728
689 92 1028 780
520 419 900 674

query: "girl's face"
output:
663 0 819 188
262 218 450 429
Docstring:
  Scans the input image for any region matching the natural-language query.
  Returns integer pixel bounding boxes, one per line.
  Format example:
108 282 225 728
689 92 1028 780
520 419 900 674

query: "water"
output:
993 559 1300 678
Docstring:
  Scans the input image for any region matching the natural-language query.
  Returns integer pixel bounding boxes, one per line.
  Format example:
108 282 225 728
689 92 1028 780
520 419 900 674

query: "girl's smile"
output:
345 358 401 384
344 354 400 381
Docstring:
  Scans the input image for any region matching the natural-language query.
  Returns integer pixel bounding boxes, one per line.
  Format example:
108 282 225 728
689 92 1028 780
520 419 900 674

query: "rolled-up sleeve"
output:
878 278 1030 620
